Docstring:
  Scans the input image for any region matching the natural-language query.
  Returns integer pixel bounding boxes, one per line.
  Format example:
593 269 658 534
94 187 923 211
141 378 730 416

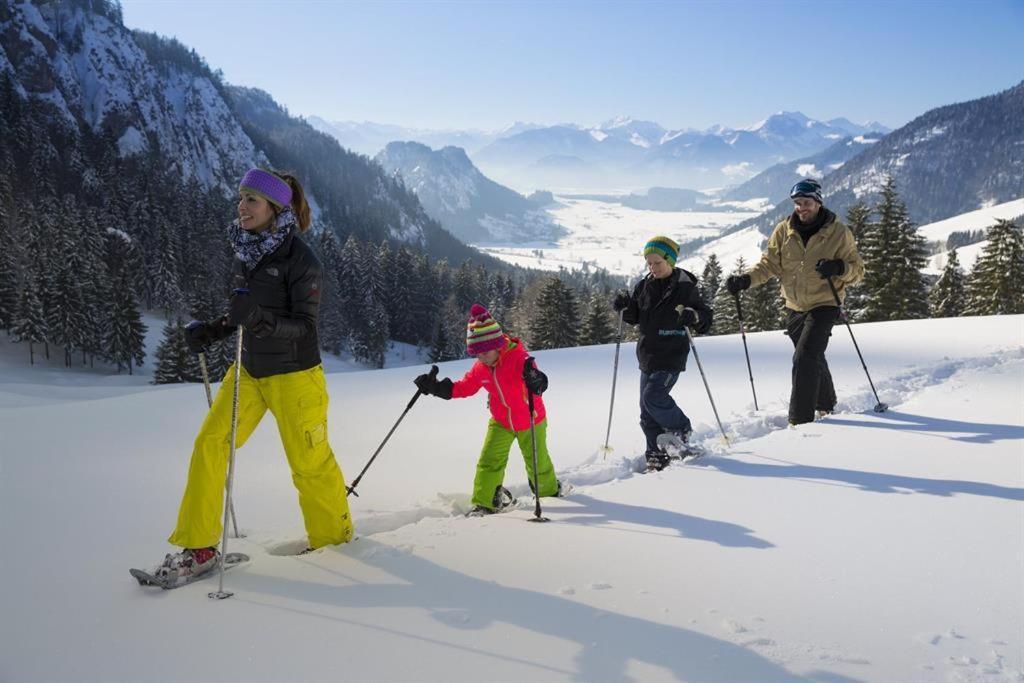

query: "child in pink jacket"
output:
414 304 564 516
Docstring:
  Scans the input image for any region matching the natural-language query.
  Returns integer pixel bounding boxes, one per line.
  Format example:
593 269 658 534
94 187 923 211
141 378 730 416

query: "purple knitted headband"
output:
239 169 292 209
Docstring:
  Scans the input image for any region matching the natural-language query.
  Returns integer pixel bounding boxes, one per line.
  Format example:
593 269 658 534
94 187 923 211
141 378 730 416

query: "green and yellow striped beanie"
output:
643 235 679 266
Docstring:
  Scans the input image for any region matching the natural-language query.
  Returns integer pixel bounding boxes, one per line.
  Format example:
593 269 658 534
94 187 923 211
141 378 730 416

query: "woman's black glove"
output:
184 320 221 354
227 288 275 337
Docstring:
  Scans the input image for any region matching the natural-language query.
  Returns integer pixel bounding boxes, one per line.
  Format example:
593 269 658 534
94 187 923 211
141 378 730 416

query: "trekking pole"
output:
526 389 549 523
601 310 625 455
826 277 888 413
684 328 730 445
733 293 759 411
346 365 438 497
209 328 244 600
199 352 241 539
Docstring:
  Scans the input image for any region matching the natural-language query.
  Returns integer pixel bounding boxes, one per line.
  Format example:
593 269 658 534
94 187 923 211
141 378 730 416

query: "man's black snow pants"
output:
786 306 839 425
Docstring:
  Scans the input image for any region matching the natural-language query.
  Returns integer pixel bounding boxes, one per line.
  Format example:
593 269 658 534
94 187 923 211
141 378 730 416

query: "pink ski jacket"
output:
450 336 546 432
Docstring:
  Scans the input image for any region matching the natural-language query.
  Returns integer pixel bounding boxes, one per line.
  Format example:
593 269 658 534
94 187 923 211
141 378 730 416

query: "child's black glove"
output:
523 357 548 396
678 307 700 328
612 290 631 312
414 372 453 399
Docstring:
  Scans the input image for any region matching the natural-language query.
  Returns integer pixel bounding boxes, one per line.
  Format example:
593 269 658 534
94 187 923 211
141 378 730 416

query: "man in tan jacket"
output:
726 179 864 425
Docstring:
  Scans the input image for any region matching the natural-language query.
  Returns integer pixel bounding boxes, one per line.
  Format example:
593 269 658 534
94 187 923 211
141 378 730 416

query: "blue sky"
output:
121 0 1024 132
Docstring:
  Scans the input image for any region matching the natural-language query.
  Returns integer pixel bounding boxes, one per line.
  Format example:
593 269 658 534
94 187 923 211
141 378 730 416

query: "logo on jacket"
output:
658 329 686 336
266 267 280 277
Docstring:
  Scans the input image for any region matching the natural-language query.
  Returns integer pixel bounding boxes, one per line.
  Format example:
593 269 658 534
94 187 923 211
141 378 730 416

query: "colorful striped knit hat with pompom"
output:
466 303 506 356
643 235 679 266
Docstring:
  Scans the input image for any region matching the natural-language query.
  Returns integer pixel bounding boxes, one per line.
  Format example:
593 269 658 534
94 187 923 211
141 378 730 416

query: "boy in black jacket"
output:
613 236 713 471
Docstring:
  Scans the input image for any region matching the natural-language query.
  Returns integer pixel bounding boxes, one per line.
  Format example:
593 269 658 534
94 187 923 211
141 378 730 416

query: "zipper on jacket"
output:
490 366 518 435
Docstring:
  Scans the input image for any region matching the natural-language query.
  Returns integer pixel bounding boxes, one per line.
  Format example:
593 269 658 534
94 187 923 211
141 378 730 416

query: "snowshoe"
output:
656 429 693 459
644 451 672 472
130 547 248 590
465 486 517 517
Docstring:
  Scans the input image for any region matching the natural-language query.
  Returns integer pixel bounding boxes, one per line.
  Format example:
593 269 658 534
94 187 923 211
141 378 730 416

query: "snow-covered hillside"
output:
2 316 1021 682
0 1 263 190
920 198 1024 275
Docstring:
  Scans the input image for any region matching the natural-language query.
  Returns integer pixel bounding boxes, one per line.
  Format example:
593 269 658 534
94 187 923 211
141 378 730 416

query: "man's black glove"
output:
815 259 845 279
612 290 631 312
414 372 453 399
678 307 700 328
725 274 751 295
184 320 219 354
523 357 548 396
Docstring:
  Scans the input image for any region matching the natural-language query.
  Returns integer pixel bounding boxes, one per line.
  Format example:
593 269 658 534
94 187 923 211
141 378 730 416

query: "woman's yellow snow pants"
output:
168 364 353 550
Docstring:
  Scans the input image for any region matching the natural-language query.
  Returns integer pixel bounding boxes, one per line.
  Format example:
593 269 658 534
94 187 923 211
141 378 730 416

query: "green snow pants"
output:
472 418 558 509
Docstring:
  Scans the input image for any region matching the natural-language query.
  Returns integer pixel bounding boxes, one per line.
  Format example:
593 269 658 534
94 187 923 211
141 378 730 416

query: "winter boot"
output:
154 546 220 587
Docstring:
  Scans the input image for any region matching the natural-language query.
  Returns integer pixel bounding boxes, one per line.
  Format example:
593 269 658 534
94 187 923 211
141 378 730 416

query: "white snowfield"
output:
475 196 761 277
1 316 1022 682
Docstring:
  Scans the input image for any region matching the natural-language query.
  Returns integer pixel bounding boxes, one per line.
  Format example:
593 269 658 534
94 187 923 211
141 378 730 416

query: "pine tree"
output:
700 253 723 306
744 275 785 332
45 211 88 367
315 230 345 355
10 273 47 365
965 219 1024 315
859 176 910 321
842 202 873 319
429 295 464 362
530 277 578 350
338 234 366 353
150 222 185 317
887 202 930 320
928 248 968 318
106 267 148 375
579 292 617 345
711 257 747 335
153 319 198 384
0 180 17 330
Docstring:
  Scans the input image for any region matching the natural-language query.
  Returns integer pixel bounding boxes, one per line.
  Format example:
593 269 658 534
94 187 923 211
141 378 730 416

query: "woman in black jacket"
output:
613 236 713 471
149 169 353 587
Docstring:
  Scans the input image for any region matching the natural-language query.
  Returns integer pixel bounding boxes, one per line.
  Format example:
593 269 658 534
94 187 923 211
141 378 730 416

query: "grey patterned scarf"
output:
228 208 296 268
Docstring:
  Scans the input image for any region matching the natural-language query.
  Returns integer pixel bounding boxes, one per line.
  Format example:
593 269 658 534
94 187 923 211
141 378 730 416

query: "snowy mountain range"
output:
374 141 566 244
725 81 1024 240
313 113 890 192
723 132 887 203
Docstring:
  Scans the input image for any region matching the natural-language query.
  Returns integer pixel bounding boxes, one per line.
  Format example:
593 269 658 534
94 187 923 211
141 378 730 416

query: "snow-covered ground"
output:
475 197 761 277
2 315 1022 682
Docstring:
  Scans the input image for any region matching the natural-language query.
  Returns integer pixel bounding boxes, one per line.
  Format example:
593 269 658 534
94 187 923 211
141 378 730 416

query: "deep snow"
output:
1 315 1022 682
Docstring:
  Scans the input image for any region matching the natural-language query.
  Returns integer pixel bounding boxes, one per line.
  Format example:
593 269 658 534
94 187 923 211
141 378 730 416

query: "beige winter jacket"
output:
747 211 864 312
